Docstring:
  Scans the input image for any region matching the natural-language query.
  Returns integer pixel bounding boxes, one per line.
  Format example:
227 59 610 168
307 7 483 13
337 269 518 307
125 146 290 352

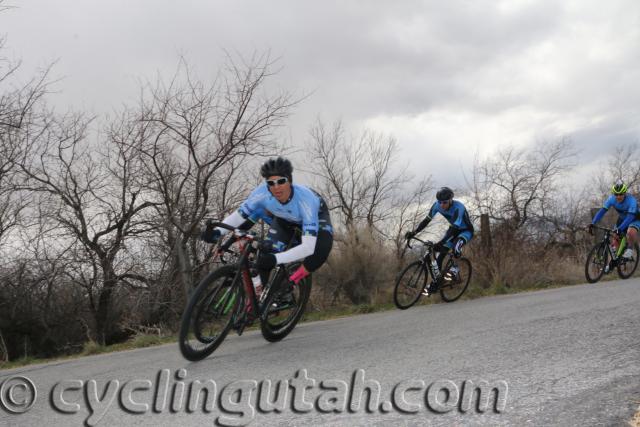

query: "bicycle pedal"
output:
422 285 437 296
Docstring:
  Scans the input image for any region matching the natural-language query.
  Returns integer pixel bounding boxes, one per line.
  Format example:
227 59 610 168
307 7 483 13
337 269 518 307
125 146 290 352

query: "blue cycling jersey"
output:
603 194 638 216
593 194 640 231
427 200 474 231
238 183 327 237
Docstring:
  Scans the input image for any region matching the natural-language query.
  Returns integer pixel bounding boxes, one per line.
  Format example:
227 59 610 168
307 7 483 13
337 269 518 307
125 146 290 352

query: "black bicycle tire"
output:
179 265 241 361
393 261 427 309
585 243 608 284
617 243 640 279
439 257 472 302
260 274 311 342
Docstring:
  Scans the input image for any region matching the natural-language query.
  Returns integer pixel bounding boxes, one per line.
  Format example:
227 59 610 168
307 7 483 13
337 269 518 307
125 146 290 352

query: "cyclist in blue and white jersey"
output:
588 179 639 259
404 187 474 291
201 157 333 287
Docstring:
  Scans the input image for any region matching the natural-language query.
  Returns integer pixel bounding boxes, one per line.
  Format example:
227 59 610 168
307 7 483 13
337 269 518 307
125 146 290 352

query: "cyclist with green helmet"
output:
588 179 639 259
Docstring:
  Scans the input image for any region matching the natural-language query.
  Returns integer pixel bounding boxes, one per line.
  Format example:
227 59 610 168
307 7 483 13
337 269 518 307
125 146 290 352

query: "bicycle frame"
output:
407 236 441 286
407 236 464 291
592 225 627 267
208 222 294 334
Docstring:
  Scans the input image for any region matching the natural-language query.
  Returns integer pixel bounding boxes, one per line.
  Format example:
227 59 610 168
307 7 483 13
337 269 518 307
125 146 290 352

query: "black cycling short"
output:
264 215 333 272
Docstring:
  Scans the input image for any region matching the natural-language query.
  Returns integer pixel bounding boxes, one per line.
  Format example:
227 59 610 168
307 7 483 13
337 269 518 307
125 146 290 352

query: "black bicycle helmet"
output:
436 186 454 201
260 157 293 179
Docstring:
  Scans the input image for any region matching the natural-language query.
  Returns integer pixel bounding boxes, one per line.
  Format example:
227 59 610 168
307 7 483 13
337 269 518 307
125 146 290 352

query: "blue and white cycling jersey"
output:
245 206 273 225
238 183 330 237
426 200 474 231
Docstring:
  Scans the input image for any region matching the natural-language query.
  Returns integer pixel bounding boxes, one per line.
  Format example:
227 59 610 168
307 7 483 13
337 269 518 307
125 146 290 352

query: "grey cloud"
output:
1 0 639 186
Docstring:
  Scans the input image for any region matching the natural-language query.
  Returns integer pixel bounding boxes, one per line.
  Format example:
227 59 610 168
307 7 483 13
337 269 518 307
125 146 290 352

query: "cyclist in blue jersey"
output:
588 179 638 259
201 157 333 289
405 187 474 293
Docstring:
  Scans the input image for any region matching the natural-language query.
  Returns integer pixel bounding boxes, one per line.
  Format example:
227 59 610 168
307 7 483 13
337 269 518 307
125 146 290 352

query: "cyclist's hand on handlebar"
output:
200 220 221 244
256 252 277 270
587 223 594 235
404 231 416 240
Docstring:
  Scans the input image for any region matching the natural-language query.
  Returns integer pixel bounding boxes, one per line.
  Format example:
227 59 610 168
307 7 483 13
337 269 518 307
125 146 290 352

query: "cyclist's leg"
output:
613 217 624 250
259 218 297 284
435 227 457 270
291 209 334 283
628 222 640 244
623 221 640 258
301 230 333 272
452 230 474 257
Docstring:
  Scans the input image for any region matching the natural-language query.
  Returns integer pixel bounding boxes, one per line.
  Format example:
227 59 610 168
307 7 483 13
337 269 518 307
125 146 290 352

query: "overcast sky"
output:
2 0 639 189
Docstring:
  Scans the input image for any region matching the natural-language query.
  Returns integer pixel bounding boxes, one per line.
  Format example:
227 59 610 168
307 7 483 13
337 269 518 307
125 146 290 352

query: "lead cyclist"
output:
201 157 334 290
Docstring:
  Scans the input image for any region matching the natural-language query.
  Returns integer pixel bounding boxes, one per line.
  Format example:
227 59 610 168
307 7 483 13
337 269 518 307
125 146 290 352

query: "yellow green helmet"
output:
612 179 628 195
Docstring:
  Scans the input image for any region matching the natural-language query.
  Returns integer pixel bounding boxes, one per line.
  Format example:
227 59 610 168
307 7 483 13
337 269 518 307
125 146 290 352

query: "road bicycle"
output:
584 224 639 283
179 222 311 361
393 236 472 309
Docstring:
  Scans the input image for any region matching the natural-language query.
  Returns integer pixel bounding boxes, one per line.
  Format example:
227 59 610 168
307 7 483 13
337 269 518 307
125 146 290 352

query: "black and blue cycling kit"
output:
425 200 474 243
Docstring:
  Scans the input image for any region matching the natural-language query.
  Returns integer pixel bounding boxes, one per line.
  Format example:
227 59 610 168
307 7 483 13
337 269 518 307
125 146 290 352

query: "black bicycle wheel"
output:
393 261 427 309
617 242 640 279
585 243 608 283
179 265 241 361
260 266 311 343
439 256 472 302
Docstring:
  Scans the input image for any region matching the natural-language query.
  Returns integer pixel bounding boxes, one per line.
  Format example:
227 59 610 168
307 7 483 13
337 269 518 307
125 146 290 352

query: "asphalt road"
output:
1 277 639 427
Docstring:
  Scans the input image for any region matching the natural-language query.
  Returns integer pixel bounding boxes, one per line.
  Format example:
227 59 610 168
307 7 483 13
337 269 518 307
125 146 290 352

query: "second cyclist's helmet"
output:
260 157 293 180
436 187 454 201
612 179 628 195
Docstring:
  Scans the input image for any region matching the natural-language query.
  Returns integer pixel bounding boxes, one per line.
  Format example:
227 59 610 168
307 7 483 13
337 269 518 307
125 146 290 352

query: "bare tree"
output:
592 143 640 198
307 118 434 303
539 187 593 250
388 177 434 261
468 137 576 234
0 216 90 360
16 112 158 343
132 54 296 298
0 9 54 245
307 119 412 236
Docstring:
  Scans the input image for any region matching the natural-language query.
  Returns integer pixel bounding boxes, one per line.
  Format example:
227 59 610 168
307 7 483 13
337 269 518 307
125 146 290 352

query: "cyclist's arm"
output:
414 215 432 233
618 197 638 230
594 196 617 224
216 211 246 233
619 212 636 231
414 202 439 233
274 235 317 265
213 184 271 233
592 197 614 224
591 208 607 224
274 193 320 264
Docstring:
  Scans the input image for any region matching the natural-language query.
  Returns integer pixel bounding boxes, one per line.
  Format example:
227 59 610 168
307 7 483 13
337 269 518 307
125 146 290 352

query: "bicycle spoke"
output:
393 262 426 309
179 266 241 361
439 257 471 302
